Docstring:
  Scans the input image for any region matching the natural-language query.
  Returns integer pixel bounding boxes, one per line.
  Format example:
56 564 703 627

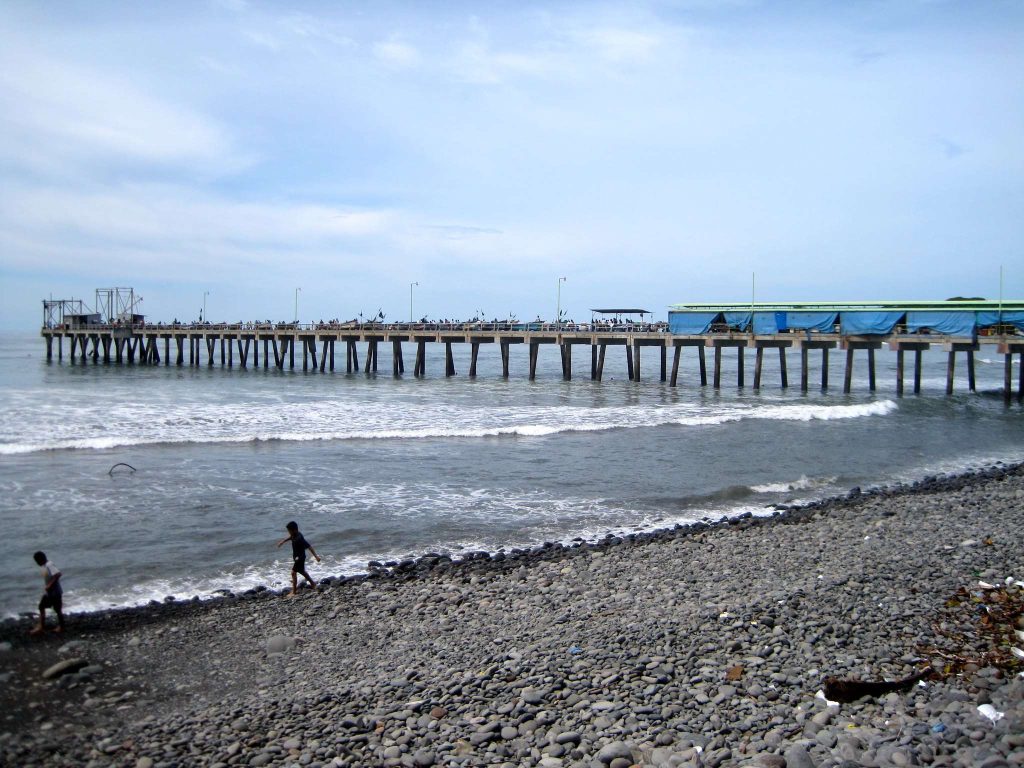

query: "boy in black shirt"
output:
31 551 65 635
276 521 321 596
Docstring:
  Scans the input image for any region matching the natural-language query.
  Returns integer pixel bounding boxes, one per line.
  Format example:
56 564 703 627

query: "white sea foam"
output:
750 475 838 494
0 397 899 455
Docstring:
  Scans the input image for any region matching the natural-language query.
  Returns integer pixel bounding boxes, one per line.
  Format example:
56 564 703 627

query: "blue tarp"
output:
752 312 784 334
668 312 717 335
784 312 838 333
840 311 904 335
976 310 1024 331
722 311 751 331
906 311 976 337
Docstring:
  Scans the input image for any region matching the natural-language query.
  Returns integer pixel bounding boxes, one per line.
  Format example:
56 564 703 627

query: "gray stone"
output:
596 741 633 764
412 749 435 766
42 657 88 679
266 635 296 655
522 688 545 705
783 744 817 768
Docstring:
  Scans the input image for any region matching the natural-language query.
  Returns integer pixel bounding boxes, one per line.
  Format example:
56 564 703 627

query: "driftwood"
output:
822 668 932 703
108 462 137 475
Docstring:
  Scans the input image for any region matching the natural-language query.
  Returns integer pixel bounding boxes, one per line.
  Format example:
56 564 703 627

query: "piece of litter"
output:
1011 647 1024 660
815 690 840 707
977 581 996 590
917 680 928 688
1015 630 1024 642
977 704 1004 723
930 723 946 733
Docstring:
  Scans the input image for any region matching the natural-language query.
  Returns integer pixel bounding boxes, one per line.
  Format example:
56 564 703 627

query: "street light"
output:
202 291 209 322
556 276 567 329
294 287 301 324
410 282 418 323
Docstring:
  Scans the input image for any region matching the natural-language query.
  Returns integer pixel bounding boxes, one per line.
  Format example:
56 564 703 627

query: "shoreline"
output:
1 460 1022 767
3 459 1022 636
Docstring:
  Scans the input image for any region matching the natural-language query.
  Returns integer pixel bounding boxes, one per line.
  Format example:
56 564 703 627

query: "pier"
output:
39 310 1024 402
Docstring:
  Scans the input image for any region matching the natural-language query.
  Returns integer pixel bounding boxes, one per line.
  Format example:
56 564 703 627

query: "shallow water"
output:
1 331 1021 617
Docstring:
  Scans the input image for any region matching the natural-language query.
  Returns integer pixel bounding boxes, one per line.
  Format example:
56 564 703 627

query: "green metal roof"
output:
668 300 1024 312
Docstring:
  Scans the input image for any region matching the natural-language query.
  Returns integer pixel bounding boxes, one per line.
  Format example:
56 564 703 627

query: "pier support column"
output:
45 336 53 361
779 348 788 388
58 335 63 361
102 337 112 363
821 348 829 390
632 343 640 382
660 345 667 383
737 346 744 388
164 337 170 366
445 342 455 376
801 347 808 392
946 351 955 394
967 350 976 392
264 339 270 369
844 348 854 393
500 340 510 378
713 346 721 389
529 341 539 381
670 345 681 387
414 340 425 376
1006 353 1014 402
328 339 334 372
563 343 572 381
392 340 402 376
626 344 635 381
320 339 329 372
891 342 929 396
253 337 258 368
470 342 479 377
596 344 606 381
289 336 295 369
591 345 598 380
698 346 707 386
753 347 763 389
867 347 876 391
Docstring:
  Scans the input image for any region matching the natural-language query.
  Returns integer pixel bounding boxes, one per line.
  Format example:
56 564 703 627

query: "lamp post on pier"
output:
294 287 301 324
410 282 418 323
202 291 209 323
556 276 567 329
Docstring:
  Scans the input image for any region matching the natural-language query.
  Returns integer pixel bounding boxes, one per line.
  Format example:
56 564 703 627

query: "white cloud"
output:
373 39 421 68
575 27 662 62
0 46 239 176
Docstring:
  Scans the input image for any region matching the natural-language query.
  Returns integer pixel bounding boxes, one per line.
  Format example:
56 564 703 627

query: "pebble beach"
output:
1 464 1022 768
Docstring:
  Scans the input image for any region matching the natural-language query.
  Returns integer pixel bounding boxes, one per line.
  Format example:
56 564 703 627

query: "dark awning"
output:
589 308 650 314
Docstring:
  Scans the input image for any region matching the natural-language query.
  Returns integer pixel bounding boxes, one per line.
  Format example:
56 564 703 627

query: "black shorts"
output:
292 557 307 573
39 593 62 612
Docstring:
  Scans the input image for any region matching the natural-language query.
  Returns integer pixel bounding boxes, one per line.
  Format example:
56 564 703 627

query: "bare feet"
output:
29 625 44 636
286 591 298 598
52 626 64 634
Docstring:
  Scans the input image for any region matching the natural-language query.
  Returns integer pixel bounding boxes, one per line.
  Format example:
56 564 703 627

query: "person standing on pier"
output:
30 551 65 635
276 521 321 596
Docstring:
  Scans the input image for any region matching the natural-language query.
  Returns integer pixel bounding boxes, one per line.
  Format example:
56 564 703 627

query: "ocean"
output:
1 330 1021 619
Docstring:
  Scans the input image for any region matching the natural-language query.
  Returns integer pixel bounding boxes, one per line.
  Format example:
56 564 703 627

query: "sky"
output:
1 1 1022 329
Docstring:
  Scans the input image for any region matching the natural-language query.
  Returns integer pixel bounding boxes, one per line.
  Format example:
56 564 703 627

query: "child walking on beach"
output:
31 551 65 635
276 521 321 596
